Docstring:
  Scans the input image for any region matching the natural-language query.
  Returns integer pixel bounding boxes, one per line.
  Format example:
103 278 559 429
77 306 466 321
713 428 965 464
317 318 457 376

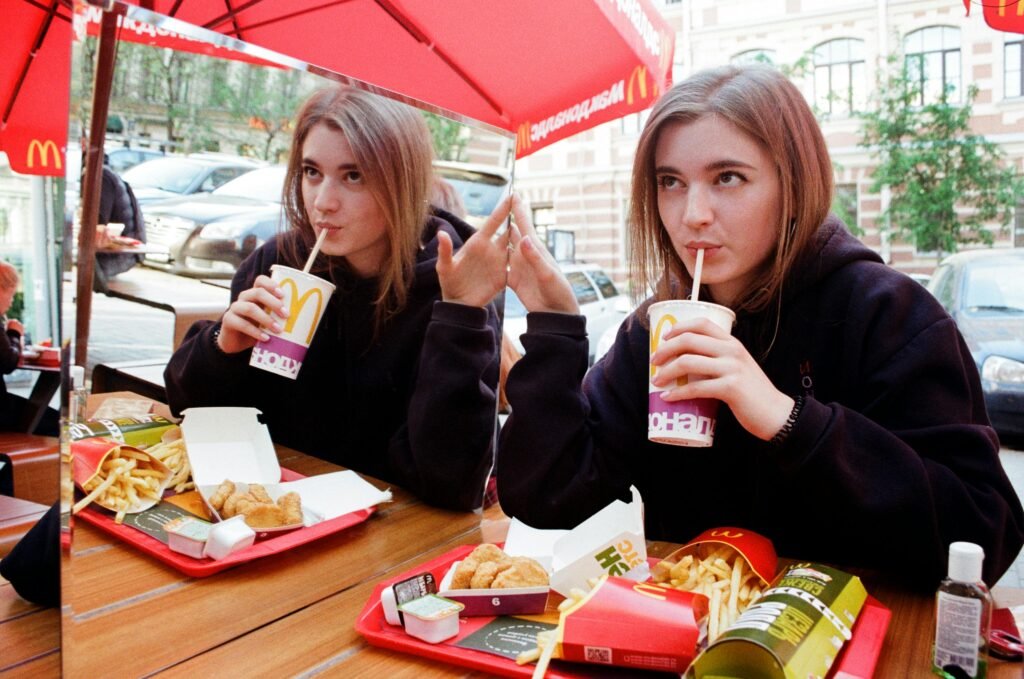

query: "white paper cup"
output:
105 222 125 237
249 265 335 379
648 300 736 447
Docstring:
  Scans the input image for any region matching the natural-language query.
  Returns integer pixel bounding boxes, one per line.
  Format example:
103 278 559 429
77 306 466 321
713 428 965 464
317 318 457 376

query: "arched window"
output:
731 49 777 67
904 26 961 104
1006 35 1023 99
812 38 866 116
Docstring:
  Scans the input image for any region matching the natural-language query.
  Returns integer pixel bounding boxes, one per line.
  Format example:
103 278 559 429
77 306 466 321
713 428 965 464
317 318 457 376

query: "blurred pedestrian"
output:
94 155 146 292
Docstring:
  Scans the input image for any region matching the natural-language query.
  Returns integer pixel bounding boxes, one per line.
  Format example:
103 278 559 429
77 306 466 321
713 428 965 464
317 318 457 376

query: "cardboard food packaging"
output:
557 575 708 672
71 438 172 514
506 486 648 597
68 415 177 449
655 526 778 589
181 407 392 532
438 556 550 617
688 562 868 679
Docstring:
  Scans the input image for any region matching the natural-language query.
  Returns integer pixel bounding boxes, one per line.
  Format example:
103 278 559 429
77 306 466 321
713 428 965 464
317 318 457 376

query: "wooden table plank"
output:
0 582 60 674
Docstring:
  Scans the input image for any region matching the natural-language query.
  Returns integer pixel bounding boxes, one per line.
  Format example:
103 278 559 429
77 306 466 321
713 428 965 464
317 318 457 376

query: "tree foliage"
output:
860 61 1022 256
424 112 467 161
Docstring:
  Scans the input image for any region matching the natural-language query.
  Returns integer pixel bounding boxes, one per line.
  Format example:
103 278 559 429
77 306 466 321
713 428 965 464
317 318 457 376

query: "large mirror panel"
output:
60 1 512 673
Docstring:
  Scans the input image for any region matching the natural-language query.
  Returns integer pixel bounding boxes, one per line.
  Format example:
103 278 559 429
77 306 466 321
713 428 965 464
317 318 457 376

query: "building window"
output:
904 26 961 104
731 49 777 67
812 39 866 117
1006 37 1023 99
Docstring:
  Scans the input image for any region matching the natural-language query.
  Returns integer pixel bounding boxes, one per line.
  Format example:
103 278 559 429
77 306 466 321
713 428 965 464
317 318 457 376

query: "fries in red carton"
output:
555 575 708 672
71 438 172 521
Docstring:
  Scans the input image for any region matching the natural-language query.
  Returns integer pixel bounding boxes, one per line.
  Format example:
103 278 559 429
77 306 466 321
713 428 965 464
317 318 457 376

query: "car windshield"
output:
213 167 286 201
436 171 507 217
964 261 1024 313
123 158 205 193
505 288 527 318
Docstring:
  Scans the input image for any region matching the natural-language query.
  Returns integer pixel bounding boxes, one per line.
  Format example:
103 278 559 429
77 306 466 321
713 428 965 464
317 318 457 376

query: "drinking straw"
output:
690 248 705 302
303 228 329 273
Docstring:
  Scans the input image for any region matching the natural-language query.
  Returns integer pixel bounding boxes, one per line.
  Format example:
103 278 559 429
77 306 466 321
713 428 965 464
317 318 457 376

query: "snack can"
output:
67 415 176 449
688 562 868 679
249 264 336 379
648 300 736 447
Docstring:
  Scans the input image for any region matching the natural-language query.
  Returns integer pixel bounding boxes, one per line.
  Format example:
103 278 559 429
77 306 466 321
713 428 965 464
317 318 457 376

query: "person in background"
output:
488 65 1022 587
166 86 505 511
93 155 146 293
0 261 57 436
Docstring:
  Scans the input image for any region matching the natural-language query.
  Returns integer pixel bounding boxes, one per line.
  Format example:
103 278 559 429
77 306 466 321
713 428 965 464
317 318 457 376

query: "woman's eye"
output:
302 166 320 179
717 171 745 186
343 170 363 184
656 175 680 189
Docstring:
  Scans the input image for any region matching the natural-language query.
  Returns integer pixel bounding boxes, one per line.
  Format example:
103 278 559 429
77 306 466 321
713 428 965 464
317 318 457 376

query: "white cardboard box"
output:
507 486 649 597
181 407 391 528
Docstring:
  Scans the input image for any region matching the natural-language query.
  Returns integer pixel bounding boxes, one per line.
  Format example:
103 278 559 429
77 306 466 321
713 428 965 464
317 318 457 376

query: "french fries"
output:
516 581 596 678
72 447 167 523
650 545 763 642
145 436 193 493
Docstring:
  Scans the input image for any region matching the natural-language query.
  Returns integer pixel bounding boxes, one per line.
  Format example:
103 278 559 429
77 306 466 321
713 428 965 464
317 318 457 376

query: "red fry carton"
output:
558 576 708 672
656 526 777 588
71 438 172 514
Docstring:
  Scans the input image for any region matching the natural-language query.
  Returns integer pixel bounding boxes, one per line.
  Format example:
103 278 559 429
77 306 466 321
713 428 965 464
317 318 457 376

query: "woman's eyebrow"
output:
705 159 756 171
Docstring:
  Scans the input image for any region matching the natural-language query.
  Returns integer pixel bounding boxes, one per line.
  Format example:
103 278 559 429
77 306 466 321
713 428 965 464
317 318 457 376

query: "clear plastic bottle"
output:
932 541 993 679
69 365 89 425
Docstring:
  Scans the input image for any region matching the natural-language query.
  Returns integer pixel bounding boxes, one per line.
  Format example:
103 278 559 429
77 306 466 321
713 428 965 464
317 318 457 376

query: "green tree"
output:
424 112 467 161
860 60 1023 257
220 68 306 161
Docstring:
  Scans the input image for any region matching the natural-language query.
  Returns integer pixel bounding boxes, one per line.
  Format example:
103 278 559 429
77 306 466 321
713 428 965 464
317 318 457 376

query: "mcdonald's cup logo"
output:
27 139 63 171
249 265 335 379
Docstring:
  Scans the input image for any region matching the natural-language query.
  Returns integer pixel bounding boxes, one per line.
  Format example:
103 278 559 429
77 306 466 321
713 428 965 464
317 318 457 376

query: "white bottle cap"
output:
70 365 85 388
948 541 984 583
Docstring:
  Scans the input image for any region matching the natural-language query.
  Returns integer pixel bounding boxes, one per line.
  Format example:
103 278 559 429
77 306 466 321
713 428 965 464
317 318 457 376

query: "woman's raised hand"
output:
216 275 289 354
436 195 514 308
506 196 579 315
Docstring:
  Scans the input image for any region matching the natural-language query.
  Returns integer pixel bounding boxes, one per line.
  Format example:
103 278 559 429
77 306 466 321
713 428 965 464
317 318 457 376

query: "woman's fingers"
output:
480 194 514 240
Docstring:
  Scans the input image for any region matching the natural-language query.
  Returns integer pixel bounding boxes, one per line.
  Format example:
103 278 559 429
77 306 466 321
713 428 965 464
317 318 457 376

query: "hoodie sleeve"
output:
387 300 501 511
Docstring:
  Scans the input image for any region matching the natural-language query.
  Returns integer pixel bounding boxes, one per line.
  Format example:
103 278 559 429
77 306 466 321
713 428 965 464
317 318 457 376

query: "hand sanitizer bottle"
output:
933 541 993 679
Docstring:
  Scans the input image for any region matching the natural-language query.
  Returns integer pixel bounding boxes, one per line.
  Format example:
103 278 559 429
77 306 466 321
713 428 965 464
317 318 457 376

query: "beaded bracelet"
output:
770 395 805 447
211 326 229 356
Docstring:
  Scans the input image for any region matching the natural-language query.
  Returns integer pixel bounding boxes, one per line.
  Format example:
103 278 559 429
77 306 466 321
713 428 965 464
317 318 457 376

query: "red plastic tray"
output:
356 546 891 678
76 467 375 577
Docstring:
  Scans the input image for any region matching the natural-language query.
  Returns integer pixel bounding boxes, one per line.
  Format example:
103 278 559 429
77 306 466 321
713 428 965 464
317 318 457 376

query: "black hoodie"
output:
498 217 1024 587
166 210 500 511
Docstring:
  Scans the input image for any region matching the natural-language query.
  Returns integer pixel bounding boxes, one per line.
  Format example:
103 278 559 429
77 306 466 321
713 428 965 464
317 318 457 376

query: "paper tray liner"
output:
75 467 374 577
355 546 891 678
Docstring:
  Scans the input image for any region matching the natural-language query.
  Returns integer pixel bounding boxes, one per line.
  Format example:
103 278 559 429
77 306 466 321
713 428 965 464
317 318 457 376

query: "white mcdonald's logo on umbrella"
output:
279 278 325 344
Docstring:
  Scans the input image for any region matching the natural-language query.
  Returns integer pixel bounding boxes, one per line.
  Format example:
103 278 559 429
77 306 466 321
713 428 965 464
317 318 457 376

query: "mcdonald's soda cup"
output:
648 300 735 447
249 265 335 379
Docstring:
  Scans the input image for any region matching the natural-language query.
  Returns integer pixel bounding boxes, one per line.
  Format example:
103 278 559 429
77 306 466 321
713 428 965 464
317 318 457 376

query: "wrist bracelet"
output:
211 326 229 355
770 395 805 447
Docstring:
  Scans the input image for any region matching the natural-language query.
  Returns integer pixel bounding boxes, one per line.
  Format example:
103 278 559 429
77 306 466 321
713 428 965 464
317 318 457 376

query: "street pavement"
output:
50 268 1024 588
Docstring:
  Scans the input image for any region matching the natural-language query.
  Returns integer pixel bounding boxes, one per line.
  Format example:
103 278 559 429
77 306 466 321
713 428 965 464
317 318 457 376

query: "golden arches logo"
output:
627 66 649 105
710 529 745 539
279 278 325 344
27 139 62 170
516 122 531 153
632 582 668 601
649 312 677 379
994 0 1024 16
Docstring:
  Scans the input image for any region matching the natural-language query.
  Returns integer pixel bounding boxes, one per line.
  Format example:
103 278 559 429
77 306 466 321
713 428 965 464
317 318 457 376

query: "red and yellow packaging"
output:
71 438 171 514
656 526 777 588
556 576 708 672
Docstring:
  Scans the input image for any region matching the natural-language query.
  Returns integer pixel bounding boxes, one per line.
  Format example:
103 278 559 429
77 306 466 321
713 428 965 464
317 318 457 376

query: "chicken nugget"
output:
470 560 512 589
248 483 273 504
237 501 287 528
467 543 510 565
222 490 254 518
492 557 549 588
209 480 235 511
450 557 480 590
277 491 302 525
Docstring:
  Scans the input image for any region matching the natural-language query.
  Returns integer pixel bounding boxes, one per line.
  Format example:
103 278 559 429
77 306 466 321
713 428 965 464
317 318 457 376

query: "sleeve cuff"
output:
432 300 489 329
525 312 586 336
768 396 828 472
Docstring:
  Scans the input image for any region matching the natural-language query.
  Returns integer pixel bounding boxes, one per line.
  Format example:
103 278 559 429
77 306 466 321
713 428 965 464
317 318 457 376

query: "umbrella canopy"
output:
962 0 1024 34
3 0 675 177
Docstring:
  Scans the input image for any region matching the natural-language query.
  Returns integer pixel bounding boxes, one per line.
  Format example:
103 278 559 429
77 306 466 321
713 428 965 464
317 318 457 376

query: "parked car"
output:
142 166 286 277
927 249 1024 439
63 141 166 214
433 160 510 227
123 154 263 205
504 263 628 365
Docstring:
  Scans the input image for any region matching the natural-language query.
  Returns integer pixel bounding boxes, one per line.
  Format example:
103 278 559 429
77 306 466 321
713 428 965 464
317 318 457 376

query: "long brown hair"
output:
629 64 833 322
280 86 434 330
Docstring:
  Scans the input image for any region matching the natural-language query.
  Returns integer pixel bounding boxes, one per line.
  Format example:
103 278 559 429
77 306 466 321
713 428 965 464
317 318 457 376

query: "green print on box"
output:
68 415 176 450
689 563 867 679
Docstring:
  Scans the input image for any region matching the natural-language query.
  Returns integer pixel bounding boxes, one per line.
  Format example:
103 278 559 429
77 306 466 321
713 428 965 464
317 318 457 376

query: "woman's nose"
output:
313 181 340 214
682 185 713 228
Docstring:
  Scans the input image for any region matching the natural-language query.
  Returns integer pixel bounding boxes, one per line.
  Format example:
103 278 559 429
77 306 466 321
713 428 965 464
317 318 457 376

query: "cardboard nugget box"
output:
438 557 551 617
180 407 391 531
559 575 708 672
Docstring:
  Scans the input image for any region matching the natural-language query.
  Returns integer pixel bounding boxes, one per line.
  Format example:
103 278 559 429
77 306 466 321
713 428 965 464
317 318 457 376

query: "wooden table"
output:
4 393 1023 676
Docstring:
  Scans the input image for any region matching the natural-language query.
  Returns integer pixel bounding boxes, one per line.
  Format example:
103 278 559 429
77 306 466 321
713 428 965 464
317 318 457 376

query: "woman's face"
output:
301 122 389 277
0 286 14 316
654 116 782 307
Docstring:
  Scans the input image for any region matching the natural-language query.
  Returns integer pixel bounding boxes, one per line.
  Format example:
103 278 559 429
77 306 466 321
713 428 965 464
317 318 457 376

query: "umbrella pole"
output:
74 7 119 368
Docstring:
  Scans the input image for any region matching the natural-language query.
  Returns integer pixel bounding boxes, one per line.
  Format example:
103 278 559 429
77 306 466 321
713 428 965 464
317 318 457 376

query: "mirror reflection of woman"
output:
166 86 507 510
491 65 1023 587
